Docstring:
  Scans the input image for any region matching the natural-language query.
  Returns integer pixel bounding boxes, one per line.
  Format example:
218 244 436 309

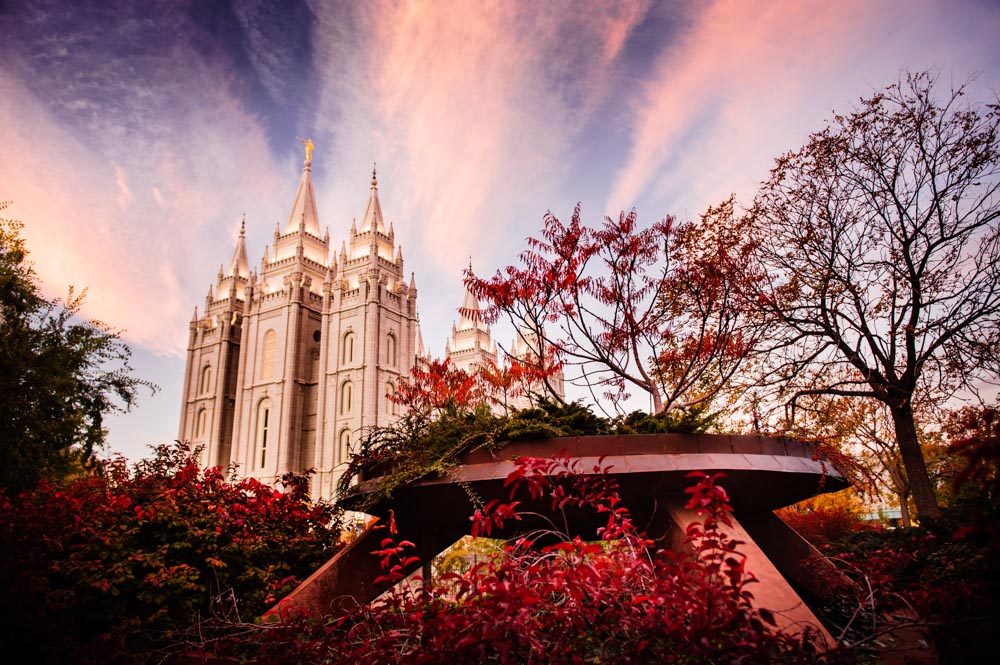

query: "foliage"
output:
777 490 882 546
183 458 841 664
467 204 760 416
807 512 1000 661
743 71 1000 521
390 357 490 417
501 398 612 440
341 361 718 513
0 442 342 663
943 400 1000 504
338 402 504 513
789 443 1000 661
0 204 154 493
780 391 929 527
432 535 504 578
614 403 719 434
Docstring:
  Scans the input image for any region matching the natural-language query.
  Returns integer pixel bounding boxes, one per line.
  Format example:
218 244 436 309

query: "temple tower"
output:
445 274 566 411
179 151 422 500
445 269 498 375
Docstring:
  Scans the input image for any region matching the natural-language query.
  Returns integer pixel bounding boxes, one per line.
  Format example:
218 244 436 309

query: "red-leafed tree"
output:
390 353 558 419
466 203 760 415
473 355 534 413
389 357 486 416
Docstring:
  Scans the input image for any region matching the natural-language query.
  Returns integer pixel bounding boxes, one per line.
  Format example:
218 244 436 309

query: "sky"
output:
1 0 998 463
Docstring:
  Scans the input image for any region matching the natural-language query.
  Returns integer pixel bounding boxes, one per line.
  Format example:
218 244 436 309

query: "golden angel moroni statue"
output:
297 136 314 161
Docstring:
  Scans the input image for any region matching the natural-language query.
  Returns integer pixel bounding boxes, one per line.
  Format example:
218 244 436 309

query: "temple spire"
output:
415 320 426 359
284 142 321 236
227 216 250 278
459 261 487 332
360 163 385 233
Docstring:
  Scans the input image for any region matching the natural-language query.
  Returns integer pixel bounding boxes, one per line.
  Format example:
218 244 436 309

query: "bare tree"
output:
747 71 1000 521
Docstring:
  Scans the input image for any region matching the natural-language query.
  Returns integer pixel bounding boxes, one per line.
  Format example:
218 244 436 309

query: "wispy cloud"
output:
606 0 876 213
606 0 1000 218
114 165 133 210
306 0 653 347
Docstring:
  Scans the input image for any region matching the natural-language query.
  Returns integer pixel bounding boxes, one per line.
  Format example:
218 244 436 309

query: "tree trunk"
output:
888 402 942 522
897 490 912 528
886 461 912 528
650 385 663 415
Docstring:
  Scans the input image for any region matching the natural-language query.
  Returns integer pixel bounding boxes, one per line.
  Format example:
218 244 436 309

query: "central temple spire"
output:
284 148 321 237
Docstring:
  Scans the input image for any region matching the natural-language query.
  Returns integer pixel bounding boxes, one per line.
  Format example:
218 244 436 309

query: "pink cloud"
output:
0 65 286 357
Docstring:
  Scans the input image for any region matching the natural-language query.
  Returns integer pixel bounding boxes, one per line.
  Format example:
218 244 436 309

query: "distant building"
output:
446 273 499 376
178 153 562 500
446 275 565 412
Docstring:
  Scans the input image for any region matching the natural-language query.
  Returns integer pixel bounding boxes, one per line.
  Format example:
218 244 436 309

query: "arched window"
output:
339 428 352 464
342 332 355 364
340 380 353 414
256 398 272 469
200 365 212 394
385 381 396 414
386 333 397 366
261 329 276 379
195 407 208 438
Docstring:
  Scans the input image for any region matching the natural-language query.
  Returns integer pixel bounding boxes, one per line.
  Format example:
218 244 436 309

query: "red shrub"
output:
193 457 844 664
0 443 342 663
778 493 882 546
